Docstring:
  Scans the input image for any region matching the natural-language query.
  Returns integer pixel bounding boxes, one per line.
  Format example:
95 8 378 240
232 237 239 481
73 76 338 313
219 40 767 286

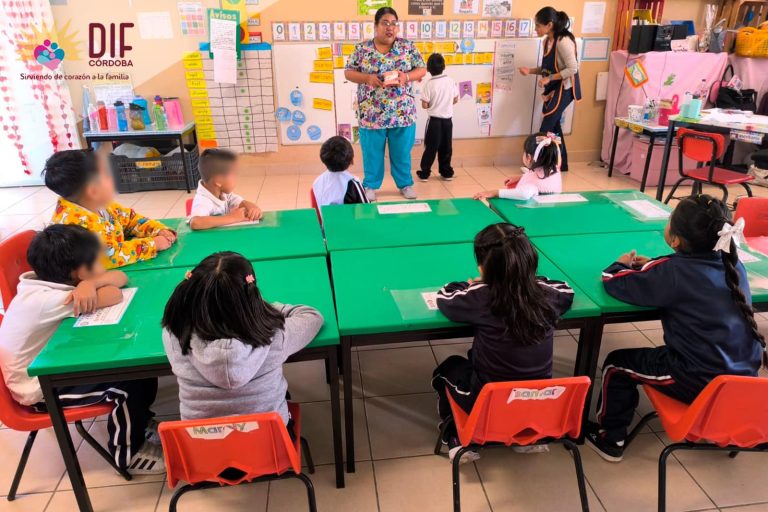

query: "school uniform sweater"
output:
436 278 574 382
312 170 369 206
498 167 562 201
602 252 762 386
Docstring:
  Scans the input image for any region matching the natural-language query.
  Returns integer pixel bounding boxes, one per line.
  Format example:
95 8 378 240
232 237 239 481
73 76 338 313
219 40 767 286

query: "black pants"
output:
540 88 574 172
432 353 484 438
35 378 157 469
419 116 454 178
596 347 702 443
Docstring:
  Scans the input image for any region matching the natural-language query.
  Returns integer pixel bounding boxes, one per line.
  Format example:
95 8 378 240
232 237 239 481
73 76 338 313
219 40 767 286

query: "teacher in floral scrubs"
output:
345 7 426 201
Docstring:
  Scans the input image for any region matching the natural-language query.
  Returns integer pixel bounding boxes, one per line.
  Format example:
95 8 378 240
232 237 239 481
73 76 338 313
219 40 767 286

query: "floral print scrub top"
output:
346 38 425 129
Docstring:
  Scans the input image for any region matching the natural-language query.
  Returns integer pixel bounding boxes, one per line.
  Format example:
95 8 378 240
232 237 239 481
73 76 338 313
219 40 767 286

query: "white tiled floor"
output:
1 162 768 512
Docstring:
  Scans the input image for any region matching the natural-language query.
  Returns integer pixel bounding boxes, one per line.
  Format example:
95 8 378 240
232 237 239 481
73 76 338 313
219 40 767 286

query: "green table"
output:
330 242 600 472
129 209 326 271
489 190 671 237
321 198 503 252
30 258 344 510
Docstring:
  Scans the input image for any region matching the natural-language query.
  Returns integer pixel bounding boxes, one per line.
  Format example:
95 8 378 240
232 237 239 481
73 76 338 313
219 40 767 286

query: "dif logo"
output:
88 23 134 66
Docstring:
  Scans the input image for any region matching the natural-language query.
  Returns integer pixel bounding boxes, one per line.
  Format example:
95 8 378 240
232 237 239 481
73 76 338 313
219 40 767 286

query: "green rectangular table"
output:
29 257 344 511
330 242 601 472
489 190 671 237
321 198 503 252
128 209 326 271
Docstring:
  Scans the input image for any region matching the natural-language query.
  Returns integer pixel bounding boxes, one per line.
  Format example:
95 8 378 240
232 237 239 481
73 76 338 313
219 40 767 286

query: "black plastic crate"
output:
110 144 200 193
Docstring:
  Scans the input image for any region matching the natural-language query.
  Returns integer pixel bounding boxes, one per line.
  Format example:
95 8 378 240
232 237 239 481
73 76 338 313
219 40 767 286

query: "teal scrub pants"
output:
359 124 416 190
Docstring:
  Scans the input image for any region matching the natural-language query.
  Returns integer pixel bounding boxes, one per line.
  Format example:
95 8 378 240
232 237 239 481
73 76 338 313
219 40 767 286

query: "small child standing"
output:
312 135 369 206
418 53 458 182
474 133 562 201
162 252 323 431
189 148 263 230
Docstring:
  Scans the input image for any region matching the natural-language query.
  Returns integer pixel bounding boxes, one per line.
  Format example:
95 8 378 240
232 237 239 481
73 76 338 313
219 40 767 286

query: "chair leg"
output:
729 450 739 459
563 440 590 512
301 436 315 474
452 446 471 512
434 420 451 456
7 431 38 501
741 183 753 197
658 443 683 512
293 473 318 512
664 178 688 204
717 184 729 205
75 420 132 481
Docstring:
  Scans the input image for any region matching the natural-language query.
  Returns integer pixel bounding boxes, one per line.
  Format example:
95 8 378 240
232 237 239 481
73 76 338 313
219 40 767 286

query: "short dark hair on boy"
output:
27 224 102 284
42 150 99 200
427 53 445 76
320 136 354 172
199 148 237 182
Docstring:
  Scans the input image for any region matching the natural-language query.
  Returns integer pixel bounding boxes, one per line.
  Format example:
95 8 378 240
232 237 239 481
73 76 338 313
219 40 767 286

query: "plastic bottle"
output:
132 96 151 126
114 101 128 131
88 105 101 132
106 106 118 131
698 79 709 105
129 103 146 130
96 101 108 130
153 102 168 131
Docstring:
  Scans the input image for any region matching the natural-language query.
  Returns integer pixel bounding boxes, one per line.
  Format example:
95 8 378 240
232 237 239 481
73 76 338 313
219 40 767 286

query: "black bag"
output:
712 65 758 112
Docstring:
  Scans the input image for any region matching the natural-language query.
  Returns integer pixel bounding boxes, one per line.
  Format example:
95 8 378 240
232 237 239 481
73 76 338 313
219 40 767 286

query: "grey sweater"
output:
162 303 323 424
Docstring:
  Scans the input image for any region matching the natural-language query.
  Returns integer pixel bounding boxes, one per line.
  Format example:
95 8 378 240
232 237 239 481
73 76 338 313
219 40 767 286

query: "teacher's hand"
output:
542 91 554 104
518 66 531 76
395 70 409 87
538 76 551 88
365 73 384 88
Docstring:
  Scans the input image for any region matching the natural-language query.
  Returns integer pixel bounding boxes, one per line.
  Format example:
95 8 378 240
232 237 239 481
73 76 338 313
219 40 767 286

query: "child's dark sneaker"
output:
584 421 624 463
416 170 431 182
447 435 480 464
440 170 455 181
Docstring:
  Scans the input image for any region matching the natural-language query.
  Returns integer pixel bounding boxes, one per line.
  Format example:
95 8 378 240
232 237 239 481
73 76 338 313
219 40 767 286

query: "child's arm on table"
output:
602 252 676 307
238 200 263 221
275 303 324 359
66 270 127 314
112 203 174 242
189 208 247 230
436 281 481 323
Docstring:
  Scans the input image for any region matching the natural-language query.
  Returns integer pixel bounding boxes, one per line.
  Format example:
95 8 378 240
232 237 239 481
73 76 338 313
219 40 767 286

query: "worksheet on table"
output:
74 288 137 327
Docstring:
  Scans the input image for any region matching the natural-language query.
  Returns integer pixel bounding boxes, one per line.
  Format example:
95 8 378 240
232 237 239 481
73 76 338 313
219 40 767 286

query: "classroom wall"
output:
51 0 712 170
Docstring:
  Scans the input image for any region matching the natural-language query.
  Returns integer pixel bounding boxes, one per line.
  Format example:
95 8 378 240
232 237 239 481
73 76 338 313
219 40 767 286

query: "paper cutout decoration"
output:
286 124 301 141
290 88 303 106
459 38 475 53
292 110 306 125
307 125 322 140
338 123 352 141
625 60 649 88
313 98 333 110
664 73 676 86
459 80 473 100
476 82 491 104
317 46 332 59
276 107 291 122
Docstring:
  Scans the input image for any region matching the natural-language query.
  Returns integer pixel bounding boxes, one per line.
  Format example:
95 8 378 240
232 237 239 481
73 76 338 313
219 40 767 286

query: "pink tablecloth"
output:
600 51 729 175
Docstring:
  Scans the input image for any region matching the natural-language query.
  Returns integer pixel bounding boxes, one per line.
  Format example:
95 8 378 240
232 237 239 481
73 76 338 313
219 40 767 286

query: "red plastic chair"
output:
309 189 322 225
158 401 316 512
626 375 768 512
0 230 35 309
735 197 768 255
0 315 130 501
664 128 754 205
185 198 193 217
434 377 591 512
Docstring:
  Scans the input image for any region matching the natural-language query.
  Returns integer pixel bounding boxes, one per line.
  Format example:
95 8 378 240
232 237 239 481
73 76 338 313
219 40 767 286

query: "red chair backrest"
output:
677 128 726 163
309 189 322 225
159 408 301 488
0 230 36 309
734 197 768 238
451 376 591 447
185 198 193 217
651 375 768 447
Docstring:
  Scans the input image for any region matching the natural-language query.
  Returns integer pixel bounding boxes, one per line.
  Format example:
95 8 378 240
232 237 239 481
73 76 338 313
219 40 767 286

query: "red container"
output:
658 95 680 127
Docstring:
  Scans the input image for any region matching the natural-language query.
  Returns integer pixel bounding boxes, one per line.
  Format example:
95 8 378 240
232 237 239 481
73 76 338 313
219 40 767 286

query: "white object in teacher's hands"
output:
622 199 670 219
533 194 587 204
421 292 439 311
377 202 432 214
74 288 137 327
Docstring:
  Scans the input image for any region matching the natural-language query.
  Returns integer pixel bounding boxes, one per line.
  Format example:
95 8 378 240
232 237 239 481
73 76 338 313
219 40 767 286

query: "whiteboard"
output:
272 43 337 145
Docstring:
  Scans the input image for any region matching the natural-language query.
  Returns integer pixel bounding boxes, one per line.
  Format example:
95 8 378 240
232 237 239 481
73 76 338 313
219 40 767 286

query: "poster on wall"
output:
358 0 392 16
493 40 515 91
178 2 206 37
581 1 606 34
453 0 479 15
482 0 512 18
409 0 444 16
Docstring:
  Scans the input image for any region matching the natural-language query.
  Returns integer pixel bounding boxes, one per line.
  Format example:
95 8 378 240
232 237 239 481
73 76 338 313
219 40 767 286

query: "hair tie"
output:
714 217 745 253
533 133 562 163
245 274 255 284
185 270 192 280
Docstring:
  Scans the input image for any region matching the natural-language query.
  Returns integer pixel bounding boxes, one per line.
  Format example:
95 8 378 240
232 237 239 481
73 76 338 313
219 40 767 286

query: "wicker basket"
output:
735 23 768 58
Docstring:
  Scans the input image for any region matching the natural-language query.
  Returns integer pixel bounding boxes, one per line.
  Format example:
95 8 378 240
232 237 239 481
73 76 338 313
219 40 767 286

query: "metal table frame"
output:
607 118 671 193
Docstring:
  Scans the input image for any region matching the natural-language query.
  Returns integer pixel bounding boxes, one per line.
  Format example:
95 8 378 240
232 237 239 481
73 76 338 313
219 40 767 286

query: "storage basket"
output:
735 23 768 58
110 144 199 193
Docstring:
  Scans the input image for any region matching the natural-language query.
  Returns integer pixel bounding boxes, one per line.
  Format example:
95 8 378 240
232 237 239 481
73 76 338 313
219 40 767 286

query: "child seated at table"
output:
44 149 176 269
0 224 164 474
432 223 574 463
188 148 263 230
473 133 562 201
312 135 368 206
161 251 323 433
586 194 765 463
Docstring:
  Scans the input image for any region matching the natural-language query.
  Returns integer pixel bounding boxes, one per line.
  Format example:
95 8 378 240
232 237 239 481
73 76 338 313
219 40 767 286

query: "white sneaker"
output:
128 443 166 475
145 418 161 446
513 444 550 454
365 188 376 202
400 185 417 199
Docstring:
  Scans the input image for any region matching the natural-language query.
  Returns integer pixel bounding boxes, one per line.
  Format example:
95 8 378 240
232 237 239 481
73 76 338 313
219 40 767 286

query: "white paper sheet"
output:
581 2 606 34
222 219 261 227
533 193 587 204
421 292 439 311
74 288 137 327
213 50 237 84
738 248 760 263
377 203 432 214
137 12 174 39
622 199 671 219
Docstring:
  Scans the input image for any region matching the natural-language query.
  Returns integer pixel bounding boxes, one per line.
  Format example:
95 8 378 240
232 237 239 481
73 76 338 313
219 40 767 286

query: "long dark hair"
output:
374 7 398 24
536 7 576 44
669 195 767 366
161 251 285 355
474 223 557 344
523 132 560 178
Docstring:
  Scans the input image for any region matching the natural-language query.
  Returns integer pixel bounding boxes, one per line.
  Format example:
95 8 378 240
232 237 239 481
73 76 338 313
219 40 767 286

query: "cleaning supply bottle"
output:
82 86 91 132
106 106 118 131
698 79 709 106
96 101 108 131
88 105 101 132
152 100 168 131
114 101 128 131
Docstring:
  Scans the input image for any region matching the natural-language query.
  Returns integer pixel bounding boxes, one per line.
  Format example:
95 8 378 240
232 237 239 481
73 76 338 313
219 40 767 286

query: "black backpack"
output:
711 64 758 112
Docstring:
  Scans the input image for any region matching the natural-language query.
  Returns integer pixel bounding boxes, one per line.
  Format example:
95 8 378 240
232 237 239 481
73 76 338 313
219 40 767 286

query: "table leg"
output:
608 124 620 177
640 134 655 193
573 317 605 432
341 336 355 473
326 346 345 488
656 121 675 201
39 377 93 512
178 135 191 193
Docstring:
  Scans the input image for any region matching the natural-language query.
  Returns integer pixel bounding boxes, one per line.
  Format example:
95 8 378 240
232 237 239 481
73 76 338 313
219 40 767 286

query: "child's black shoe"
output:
584 421 624 463
417 170 431 181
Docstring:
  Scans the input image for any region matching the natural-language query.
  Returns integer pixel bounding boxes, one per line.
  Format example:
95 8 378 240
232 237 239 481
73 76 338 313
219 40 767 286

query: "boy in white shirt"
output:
418 53 458 182
0 224 164 474
312 136 369 206
189 149 262 230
